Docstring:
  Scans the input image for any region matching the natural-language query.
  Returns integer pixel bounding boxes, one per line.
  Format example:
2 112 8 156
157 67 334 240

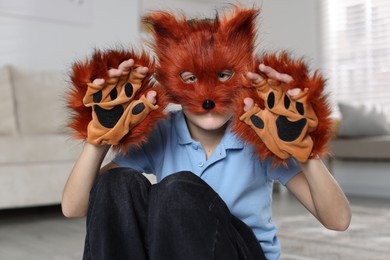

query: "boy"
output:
62 6 351 260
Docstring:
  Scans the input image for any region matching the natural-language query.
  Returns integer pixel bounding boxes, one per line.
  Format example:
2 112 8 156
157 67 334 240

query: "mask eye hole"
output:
218 69 234 82
179 71 197 84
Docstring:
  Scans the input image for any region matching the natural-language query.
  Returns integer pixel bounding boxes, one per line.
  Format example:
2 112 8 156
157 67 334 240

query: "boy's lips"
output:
193 110 228 116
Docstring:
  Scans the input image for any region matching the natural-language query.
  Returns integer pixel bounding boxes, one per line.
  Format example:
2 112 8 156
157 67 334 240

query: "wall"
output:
141 0 321 68
260 0 320 68
0 0 141 71
0 0 321 71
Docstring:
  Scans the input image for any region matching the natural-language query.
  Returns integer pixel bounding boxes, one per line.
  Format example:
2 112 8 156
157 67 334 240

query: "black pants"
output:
83 168 266 260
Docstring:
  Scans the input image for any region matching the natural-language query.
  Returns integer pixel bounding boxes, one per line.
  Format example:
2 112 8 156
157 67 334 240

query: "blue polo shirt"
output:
113 110 301 259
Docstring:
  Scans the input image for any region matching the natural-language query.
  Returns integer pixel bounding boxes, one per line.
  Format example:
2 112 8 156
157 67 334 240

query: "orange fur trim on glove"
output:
67 48 168 151
233 52 332 165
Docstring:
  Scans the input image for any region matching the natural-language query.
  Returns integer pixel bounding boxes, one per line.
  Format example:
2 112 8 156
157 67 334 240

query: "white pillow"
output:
0 66 18 135
10 67 69 135
338 102 390 137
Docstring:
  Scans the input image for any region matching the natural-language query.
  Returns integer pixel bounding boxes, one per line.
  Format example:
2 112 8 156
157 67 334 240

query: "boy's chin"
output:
183 110 232 131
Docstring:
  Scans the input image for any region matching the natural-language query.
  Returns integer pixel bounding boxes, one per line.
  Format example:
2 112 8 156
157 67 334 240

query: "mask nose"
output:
202 99 215 110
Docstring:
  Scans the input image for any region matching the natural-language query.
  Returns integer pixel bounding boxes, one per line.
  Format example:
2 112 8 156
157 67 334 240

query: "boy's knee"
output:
158 171 201 194
155 171 217 209
94 167 150 194
159 171 197 183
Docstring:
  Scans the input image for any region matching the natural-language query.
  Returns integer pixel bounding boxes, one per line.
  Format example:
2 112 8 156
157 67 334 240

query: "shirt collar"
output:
223 126 245 150
173 110 245 150
174 110 194 145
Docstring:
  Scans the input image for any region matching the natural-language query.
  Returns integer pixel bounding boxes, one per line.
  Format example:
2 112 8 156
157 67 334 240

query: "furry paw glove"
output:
67 49 167 151
240 79 318 162
234 52 332 164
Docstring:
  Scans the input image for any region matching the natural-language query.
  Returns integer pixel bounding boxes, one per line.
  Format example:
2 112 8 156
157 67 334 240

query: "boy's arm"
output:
61 142 115 218
240 57 351 230
62 53 163 218
62 84 158 218
286 159 351 231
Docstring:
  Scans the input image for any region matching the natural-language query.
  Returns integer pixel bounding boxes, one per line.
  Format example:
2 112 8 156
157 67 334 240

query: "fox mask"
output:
144 7 258 116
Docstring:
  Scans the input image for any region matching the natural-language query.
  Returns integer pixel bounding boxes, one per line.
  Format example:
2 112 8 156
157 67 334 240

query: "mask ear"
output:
143 11 184 44
220 8 259 50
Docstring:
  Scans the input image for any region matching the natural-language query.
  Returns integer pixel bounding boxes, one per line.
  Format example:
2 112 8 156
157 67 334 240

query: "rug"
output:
275 206 390 260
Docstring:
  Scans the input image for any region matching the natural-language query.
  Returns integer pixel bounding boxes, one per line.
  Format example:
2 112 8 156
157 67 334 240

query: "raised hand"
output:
68 49 168 151
83 59 158 145
237 53 331 163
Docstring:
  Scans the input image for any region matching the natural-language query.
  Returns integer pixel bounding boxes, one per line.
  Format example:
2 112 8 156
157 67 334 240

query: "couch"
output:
328 103 390 198
0 65 95 209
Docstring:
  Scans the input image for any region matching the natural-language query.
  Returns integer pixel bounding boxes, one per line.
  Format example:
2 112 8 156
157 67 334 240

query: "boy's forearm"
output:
299 159 351 231
62 142 111 218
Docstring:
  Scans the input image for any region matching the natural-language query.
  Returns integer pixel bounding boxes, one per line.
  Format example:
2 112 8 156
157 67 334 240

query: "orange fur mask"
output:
143 7 258 116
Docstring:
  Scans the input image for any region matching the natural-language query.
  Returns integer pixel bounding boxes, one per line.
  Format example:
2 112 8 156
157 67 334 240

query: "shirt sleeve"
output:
265 157 301 186
112 120 168 174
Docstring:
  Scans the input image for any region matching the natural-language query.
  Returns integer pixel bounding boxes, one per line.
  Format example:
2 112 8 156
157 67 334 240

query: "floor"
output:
0 188 389 260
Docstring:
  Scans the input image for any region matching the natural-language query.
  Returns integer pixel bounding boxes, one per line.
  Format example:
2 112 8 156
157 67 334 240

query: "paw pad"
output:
250 115 264 129
93 105 124 129
125 82 134 98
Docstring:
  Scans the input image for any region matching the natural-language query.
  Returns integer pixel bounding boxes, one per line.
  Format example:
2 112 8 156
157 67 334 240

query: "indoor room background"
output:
0 0 389 259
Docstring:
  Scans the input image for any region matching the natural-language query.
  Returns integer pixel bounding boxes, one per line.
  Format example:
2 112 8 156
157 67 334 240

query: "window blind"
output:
321 0 390 119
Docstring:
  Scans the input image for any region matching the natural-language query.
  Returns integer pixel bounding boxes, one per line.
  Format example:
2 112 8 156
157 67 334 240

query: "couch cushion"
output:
10 67 70 135
0 66 17 135
0 162 73 209
330 135 390 160
338 102 390 137
0 135 82 164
